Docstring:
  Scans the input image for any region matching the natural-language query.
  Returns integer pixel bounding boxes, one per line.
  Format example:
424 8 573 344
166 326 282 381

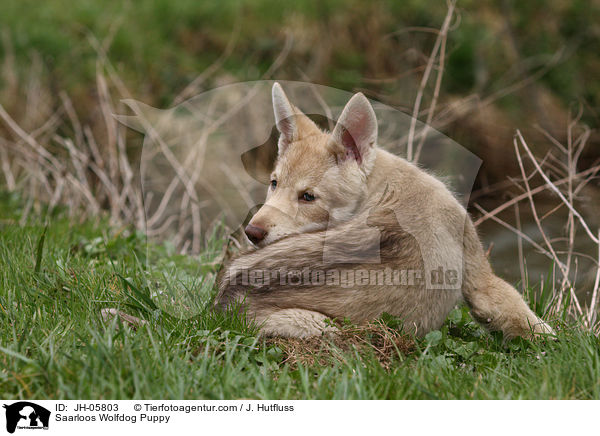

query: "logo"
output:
3 402 50 434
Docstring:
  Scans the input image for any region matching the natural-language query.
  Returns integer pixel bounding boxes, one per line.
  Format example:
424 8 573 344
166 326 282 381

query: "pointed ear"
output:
272 83 297 154
330 93 378 171
272 82 320 155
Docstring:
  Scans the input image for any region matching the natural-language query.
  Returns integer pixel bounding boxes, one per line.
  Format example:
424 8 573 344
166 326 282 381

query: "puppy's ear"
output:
272 82 320 155
272 83 297 154
330 93 378 173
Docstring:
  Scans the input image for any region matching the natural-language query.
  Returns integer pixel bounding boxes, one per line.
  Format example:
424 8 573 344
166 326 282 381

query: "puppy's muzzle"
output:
245 224 268 244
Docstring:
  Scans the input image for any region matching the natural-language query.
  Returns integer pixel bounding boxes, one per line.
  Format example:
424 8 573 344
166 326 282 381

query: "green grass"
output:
0 194 599 399
1 0 598 111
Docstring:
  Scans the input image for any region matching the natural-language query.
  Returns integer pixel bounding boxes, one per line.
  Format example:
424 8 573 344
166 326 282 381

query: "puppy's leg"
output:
461 220 553 340
255 308 338 339
465 273 554 340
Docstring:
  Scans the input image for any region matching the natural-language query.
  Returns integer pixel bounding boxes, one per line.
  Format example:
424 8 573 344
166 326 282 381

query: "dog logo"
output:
3 402 50 434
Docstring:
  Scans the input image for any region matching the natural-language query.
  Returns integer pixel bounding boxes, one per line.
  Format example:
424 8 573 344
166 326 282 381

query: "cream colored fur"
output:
215 83 553 340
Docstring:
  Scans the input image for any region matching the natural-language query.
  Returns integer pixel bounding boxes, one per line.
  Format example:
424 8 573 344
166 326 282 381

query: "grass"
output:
1 0 599 401
0 193 599 399
1 0 598 114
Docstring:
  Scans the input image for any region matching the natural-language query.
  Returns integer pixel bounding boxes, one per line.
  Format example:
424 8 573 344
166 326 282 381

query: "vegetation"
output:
0 1 599 400
1 1 599 120
1 196 598 399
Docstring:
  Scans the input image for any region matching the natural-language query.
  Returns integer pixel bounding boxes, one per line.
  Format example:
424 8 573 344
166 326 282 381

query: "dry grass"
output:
267 320 415 370
0 38 144 228
473 108 600 334
0 29 290 244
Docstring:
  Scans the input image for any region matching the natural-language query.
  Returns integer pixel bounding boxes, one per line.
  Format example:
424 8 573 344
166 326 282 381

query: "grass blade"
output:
34 225 48 274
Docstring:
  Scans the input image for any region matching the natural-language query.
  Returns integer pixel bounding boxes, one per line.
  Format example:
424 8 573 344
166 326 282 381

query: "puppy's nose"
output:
245 224 267 244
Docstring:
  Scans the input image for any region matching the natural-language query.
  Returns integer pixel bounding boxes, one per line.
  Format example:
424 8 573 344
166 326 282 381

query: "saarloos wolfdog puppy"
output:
215 82 553 340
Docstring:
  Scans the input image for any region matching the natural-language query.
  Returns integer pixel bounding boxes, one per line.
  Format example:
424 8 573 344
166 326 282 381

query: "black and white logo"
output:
3 402 50 434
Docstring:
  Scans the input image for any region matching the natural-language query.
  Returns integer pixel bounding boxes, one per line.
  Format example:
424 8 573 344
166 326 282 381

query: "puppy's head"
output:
245 83 378 247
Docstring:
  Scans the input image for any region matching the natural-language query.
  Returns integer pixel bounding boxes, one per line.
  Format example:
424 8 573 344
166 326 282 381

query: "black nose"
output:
245 224 267 244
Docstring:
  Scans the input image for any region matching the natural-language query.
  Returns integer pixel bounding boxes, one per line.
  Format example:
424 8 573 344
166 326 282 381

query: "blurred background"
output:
0 0 598 312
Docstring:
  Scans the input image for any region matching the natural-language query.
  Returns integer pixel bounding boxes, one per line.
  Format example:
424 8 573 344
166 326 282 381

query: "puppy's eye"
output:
270 180 277 189
301 192 315 202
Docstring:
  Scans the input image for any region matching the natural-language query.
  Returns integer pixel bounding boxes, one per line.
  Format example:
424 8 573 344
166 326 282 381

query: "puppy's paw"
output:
531 318 556 339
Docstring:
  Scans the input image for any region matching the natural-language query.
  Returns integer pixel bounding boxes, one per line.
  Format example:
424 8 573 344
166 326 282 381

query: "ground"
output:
0 193 598 399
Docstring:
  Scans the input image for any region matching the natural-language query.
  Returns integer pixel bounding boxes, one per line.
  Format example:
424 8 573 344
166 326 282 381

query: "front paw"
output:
531 318 555 339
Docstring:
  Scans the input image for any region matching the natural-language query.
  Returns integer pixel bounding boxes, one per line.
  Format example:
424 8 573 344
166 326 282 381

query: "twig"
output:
473 203 565 269
589 230 600 327
516 130 599 244
406 1 455 161
515 202 526 291
413 0 455 163
474 164 600 226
